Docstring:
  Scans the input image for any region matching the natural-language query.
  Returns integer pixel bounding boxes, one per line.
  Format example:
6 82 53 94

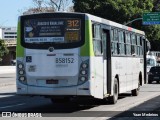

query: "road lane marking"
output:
0 103 25 109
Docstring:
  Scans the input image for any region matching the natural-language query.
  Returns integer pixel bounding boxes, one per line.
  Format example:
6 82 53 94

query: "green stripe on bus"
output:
16 22 24 57
80 20 94 56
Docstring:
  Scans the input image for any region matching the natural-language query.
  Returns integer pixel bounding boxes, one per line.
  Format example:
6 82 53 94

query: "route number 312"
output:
67 20 80 27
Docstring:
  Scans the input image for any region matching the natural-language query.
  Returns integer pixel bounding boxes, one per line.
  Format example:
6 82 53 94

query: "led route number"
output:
56 58 74 64
67 20 80 28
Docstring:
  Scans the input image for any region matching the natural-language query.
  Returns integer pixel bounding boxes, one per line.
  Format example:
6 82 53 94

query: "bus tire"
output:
131 80 140 96
108 78 119 104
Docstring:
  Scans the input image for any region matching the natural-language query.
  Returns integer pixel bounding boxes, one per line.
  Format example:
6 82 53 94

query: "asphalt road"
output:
1 73 160 120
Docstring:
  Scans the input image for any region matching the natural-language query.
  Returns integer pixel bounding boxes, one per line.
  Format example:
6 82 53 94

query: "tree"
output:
0 39 9 62
73 0 153 24
153 0 160 11
73 0 160 50
142 0 160 42
30 0 72 13
49 0 72 11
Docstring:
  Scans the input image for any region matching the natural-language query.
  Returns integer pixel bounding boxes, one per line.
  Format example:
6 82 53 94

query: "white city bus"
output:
16 12 148 104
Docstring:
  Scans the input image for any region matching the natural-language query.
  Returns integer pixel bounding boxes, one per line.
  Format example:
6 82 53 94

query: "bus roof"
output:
20 12 145 35
85 13 145 35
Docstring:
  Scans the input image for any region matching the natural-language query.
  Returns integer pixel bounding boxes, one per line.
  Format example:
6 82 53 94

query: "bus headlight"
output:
19 70 25 75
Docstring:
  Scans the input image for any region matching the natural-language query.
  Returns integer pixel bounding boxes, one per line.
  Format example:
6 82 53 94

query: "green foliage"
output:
73 0 160 45
0 39 9 61
153 0 160 11
142 25 160 41
73 0 153 24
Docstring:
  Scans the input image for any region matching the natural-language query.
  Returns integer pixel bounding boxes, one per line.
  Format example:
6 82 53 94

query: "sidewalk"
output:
0 66 16 74
110 95 160 120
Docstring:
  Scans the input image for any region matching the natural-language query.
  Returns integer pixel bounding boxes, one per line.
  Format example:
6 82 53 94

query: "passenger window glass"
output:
126 44 131 55
119 31 124 43
114 29 118 41
126 33 131 43
94 25 101 39
131 45 138 55
93 40 102 55
112 42 118 55
111 30 114 41
119 43 125 55
119 31 125 55
131 34 136 45
111 29 119 55
93 24 102 56
137 36 140 45
140 47 143 56
137 46 140 56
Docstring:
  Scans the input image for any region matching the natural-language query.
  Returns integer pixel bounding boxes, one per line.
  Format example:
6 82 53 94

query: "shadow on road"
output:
1 83 160 118
0 93 132 113
109 95 160 119
0 92 16 96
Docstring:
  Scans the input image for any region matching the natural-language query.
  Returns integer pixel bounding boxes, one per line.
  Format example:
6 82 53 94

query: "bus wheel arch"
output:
115 75 119 92
131 72 141 96
108 75 119 104
139 72 142 86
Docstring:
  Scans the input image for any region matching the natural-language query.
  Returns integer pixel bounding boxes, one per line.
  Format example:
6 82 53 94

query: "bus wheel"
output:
108 78 119 104
131 80 140 96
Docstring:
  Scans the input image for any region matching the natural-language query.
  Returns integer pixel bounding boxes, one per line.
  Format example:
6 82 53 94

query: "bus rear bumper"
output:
16 82 92 96
28 86 77 95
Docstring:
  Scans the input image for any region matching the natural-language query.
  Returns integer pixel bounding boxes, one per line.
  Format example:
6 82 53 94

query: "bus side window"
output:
111 29 119 55
112 42 118 55
137 35 141 56
125 33 131 55
118 31 125 55
131 34 137 56
92 24 102 56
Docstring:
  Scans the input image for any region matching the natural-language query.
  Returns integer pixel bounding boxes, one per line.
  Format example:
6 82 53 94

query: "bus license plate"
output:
46 79 58 84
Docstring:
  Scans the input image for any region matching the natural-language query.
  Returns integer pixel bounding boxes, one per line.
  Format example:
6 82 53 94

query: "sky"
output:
0 0 33 27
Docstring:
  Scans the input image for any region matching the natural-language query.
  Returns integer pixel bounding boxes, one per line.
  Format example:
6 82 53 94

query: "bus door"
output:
102 26 111 97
